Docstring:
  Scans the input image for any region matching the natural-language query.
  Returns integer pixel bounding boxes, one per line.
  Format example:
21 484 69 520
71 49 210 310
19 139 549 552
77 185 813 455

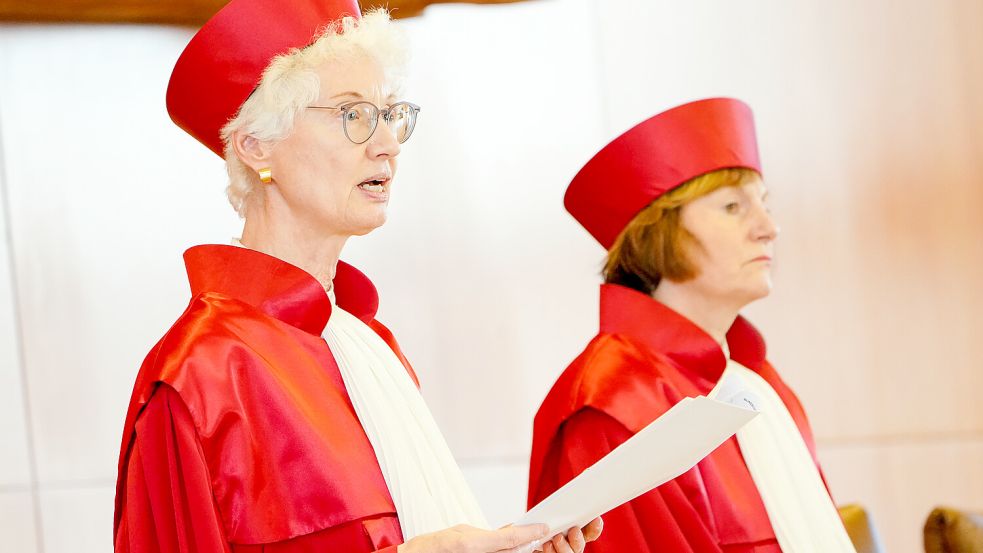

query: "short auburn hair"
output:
603 167 760 294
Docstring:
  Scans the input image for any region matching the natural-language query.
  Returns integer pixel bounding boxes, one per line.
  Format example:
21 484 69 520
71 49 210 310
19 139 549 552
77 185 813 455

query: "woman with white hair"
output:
113 1 601 552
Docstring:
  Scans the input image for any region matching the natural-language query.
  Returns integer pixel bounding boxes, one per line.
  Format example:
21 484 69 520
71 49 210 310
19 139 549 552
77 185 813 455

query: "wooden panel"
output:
0 0 532 25
0 0 229 25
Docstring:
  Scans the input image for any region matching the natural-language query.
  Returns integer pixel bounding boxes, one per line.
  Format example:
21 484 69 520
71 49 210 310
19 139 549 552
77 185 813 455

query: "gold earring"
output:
258 168 273 184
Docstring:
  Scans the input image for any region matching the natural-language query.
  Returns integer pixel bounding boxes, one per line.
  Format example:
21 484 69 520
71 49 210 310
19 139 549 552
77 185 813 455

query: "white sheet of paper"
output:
710 368 763 413
516 396 758 544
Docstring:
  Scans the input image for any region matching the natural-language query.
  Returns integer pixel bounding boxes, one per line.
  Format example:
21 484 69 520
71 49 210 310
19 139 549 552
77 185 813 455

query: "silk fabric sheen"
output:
324 304 488 538
711 356 856 552
529 284 838 552
115 245 415 548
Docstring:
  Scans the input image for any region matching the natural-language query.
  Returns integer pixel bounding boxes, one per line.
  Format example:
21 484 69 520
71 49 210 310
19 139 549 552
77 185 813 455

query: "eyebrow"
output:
328 91 400 102
734 185 769 201
329 91 364 101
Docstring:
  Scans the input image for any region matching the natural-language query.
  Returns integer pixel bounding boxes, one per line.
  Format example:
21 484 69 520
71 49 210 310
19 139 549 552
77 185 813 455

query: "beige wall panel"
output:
594 0 983 441
747 0 983 442
0 41 33 486
0 25 237 484
39 486 114 553
460 459 528 528
0 491 40 552
820 438 983 553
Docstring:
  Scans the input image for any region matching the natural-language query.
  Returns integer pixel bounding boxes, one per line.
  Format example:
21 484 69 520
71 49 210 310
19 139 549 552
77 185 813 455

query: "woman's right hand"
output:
397 523 550 553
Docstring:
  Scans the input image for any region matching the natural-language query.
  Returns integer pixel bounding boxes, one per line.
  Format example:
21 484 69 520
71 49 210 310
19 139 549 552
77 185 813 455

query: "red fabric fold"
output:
115 245 412 551
528 284 827 552
117 387 405 553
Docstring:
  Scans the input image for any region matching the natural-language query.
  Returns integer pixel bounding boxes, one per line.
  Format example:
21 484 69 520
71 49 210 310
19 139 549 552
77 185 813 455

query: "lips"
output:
749 255 772 264
357 172 391 193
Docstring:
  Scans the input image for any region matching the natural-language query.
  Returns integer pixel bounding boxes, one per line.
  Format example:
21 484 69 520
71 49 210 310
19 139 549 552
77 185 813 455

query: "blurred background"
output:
0 0 981 551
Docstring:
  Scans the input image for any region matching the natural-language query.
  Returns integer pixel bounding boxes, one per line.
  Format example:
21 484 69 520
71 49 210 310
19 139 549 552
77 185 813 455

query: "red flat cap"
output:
564 98 762 249
166 0 362 156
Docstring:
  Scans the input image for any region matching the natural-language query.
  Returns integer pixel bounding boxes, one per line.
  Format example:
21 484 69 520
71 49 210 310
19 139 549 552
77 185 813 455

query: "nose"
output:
754 205 779 243
365 116 401 160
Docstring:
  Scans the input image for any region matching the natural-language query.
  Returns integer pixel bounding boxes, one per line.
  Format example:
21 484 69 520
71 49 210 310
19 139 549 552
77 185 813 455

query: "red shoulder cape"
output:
528 285 823 551
115 245 417 545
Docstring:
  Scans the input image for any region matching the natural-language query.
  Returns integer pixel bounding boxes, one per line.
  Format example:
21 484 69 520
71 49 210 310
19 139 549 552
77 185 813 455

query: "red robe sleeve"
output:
545 408 724 553
115 385 400 553
115 384 230 553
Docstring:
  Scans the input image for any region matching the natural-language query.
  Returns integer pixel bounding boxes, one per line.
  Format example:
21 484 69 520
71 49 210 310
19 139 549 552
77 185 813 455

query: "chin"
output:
350 213 388 236
747 280 773 301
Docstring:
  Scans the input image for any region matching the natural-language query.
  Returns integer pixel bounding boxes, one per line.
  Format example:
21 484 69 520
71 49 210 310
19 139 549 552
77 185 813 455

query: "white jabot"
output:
711 346 856 553
322 296 488 539
230 238 488 537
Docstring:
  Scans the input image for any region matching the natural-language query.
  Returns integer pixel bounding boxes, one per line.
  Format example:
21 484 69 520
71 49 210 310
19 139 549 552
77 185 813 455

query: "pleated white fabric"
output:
323 302 489 539
711 350 856 553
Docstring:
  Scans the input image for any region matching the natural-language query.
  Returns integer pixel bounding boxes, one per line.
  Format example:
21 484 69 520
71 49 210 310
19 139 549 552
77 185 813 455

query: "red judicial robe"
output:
114 245 420 552
528 284 829 553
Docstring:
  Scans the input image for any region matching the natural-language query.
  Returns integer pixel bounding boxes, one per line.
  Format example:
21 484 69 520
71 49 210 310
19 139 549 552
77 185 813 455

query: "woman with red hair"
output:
529 98 856 553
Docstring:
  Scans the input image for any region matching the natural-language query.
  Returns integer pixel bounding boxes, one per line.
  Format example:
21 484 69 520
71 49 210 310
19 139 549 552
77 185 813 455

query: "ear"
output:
230 129 274 173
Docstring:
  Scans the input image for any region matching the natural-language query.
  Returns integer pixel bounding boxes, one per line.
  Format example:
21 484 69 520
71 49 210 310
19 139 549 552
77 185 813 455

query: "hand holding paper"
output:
516 395 758 545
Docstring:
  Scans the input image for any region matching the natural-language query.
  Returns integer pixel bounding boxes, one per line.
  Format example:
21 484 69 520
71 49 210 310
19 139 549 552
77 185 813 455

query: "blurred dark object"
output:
0 0 532 25
839 504 886 553
925 506 983 553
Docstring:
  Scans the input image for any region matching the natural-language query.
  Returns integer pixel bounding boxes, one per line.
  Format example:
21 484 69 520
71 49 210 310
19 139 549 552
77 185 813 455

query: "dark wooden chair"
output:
924 506 983 553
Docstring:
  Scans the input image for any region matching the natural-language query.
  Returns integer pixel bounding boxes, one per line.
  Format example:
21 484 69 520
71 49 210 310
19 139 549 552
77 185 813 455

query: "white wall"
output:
0 78 39 549
0 1 981 551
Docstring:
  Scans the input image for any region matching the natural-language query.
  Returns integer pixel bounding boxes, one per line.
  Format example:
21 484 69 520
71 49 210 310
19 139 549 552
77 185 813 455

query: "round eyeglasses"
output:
307 101 421 144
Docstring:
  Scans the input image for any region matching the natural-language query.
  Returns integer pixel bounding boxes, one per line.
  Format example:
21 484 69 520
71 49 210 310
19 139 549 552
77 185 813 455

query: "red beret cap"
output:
166 0 362 156
564 97 762 249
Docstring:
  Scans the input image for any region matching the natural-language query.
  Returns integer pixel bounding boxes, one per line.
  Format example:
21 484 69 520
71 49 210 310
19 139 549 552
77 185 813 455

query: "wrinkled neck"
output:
239 198 349 293
652 279 742 346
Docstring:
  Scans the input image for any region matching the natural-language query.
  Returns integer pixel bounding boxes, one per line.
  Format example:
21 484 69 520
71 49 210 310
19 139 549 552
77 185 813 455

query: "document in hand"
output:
516 395 758 542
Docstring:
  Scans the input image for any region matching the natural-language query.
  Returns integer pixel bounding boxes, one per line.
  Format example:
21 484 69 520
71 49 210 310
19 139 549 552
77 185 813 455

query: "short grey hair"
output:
220 9 409 216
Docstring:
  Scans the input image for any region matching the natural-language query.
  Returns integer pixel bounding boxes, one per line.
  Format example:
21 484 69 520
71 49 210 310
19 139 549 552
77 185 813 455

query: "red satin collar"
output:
598 284 767 380
184 244 380 334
